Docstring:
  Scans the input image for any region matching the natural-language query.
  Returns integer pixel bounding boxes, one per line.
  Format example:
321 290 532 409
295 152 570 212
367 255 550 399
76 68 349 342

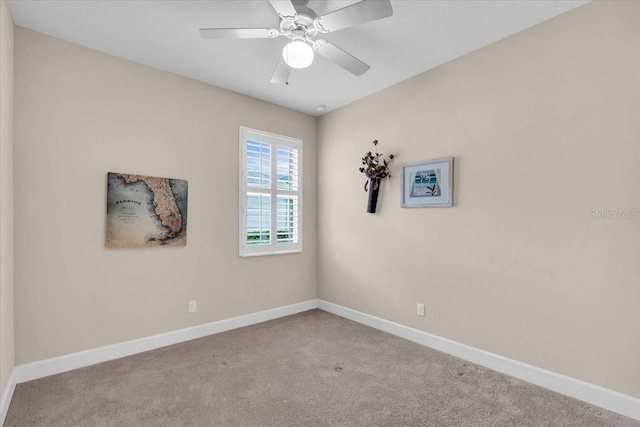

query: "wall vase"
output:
365 178 381 213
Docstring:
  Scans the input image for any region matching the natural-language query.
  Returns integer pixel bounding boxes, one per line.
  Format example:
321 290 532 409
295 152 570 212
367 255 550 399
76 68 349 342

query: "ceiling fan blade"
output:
314 0 393 33
313 39 370 76
270 54 291 84
200 28 279 40
268 0 297 19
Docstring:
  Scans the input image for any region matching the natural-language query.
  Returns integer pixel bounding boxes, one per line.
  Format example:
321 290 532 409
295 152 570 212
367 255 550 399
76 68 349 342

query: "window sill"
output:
239 248 302 258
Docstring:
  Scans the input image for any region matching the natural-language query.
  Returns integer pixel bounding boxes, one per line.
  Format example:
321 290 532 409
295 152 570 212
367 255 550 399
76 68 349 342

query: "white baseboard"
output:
4 298 638 423
1 299 319 425
11 299 319 386
0 369 17 427
318 300 640 421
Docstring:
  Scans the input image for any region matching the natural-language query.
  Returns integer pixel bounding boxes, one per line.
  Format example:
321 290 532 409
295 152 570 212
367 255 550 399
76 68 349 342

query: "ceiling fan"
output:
199 0 393 84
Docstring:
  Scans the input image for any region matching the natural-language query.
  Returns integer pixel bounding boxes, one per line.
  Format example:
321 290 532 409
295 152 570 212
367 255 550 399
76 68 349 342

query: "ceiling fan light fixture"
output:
282 39 314 69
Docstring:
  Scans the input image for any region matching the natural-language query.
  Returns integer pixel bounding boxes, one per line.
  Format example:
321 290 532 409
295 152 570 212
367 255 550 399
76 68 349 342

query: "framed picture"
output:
106 172 188 247
401 157 454 208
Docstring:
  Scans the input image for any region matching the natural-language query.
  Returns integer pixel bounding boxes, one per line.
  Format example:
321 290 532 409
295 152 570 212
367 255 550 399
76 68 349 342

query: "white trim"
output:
4 299 638 423
0 369 17 426
317 300 640 421
12 300 319 385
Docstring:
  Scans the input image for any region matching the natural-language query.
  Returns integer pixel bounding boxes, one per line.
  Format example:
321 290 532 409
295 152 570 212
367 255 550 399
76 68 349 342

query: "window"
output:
239 127 302 256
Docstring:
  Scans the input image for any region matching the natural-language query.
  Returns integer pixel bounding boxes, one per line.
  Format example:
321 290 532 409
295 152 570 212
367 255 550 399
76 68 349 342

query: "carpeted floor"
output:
5 309 639 426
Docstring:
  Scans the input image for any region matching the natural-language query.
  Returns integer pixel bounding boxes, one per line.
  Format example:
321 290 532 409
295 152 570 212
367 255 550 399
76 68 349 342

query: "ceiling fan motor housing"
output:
279 5 319 43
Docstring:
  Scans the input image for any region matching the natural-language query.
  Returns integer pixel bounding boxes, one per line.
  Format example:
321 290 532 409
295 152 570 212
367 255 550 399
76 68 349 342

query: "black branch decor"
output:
359 139 394 213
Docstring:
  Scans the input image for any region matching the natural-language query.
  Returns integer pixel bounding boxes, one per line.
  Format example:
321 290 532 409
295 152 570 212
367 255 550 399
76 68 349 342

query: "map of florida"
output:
118 174 183 235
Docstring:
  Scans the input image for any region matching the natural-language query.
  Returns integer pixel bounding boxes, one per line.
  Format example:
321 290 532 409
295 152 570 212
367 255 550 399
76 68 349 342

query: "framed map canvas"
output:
106 172 188 247
401 158 454 208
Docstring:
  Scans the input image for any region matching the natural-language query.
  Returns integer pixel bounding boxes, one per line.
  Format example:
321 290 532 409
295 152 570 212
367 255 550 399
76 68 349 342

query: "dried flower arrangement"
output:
359 139 394 191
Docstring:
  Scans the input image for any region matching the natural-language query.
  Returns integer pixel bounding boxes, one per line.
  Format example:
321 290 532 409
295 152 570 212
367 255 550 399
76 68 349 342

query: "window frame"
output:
239 126 303 257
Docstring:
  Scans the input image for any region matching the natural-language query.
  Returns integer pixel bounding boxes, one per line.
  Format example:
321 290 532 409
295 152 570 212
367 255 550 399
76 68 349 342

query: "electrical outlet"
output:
188 300 197 313
417 303 425 317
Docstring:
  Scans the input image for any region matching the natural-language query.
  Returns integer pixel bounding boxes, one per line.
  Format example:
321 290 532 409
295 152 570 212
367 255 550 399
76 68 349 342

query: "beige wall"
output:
318 0 640 398
13 27 317 364
7 0 640 403
0 0 15 396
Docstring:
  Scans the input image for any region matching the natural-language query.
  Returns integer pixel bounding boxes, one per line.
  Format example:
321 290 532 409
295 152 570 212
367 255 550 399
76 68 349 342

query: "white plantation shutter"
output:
276 196 298 244
240 127 302 256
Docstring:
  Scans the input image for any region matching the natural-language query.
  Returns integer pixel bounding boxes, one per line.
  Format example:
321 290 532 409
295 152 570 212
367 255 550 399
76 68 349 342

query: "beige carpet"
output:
5 309 639 426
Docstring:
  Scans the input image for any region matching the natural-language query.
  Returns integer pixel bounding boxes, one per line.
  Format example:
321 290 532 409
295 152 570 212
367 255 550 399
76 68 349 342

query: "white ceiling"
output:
9 0 588 116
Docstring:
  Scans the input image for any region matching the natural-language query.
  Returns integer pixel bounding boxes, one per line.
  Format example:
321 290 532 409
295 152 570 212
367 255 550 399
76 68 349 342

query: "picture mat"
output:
401 158 453 207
